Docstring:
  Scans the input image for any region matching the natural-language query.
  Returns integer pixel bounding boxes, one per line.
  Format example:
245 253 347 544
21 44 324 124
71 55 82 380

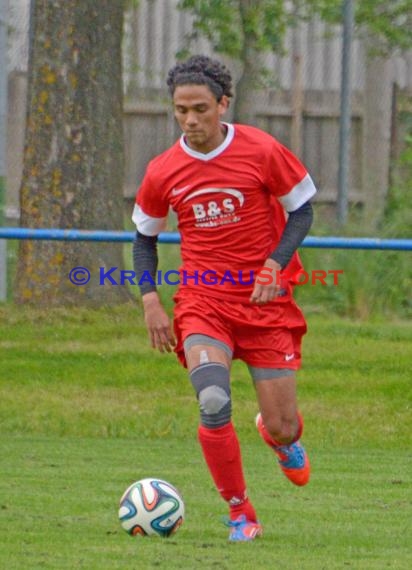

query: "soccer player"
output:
132 55 316 541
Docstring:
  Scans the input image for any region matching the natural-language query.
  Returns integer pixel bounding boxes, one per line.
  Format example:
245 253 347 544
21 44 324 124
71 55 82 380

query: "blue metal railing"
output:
0 227 411 250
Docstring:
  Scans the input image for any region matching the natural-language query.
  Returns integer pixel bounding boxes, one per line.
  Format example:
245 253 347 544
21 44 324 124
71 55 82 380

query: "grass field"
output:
1 304 411 569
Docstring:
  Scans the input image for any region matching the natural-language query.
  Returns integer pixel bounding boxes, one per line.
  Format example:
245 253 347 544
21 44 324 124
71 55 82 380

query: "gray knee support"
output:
189 363 231 429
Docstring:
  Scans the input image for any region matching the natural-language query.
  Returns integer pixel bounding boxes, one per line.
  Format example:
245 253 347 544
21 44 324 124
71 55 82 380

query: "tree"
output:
178 0 412 111
15 0 130 306
313 0 412 53
178 0 300 124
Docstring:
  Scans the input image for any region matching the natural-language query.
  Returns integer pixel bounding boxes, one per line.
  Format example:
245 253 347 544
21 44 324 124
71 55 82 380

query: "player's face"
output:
173 84 229 154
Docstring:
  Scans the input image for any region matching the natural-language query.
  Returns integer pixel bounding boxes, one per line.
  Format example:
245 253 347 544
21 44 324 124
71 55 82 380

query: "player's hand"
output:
250 258 282 305
142 292 176 353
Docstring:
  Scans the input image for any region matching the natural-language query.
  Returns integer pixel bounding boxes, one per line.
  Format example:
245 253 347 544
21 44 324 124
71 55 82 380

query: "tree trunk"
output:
233 0 262 124
15 0 130 306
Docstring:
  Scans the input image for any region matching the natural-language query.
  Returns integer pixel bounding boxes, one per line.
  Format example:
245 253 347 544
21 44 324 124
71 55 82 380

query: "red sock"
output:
198 422 257 522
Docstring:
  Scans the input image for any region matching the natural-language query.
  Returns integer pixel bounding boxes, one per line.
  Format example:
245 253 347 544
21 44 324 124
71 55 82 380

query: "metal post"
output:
337 0 354 225
0 0 8 301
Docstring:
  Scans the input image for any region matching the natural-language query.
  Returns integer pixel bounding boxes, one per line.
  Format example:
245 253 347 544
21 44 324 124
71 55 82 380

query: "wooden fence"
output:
5 0 412 221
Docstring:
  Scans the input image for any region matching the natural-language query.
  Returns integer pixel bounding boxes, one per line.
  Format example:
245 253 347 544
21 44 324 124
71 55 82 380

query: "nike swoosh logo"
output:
171 185 191 196
285 353 295 361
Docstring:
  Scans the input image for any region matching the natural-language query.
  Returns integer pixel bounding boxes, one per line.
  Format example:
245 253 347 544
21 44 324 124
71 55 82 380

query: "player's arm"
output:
269 200 313 268
271 167 316 273
250 201 313 304
132 171 175 353
133 231 176 353
251 142 317 305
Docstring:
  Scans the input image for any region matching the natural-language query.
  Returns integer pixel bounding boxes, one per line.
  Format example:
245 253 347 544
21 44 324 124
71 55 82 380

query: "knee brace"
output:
189 363 231 429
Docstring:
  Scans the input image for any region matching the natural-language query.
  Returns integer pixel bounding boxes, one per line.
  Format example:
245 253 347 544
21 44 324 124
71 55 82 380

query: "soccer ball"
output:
118 478 184 537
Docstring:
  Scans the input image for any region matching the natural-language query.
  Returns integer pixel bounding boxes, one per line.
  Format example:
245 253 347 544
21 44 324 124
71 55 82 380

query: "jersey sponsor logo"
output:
171 184 191 196
182 187 244 227
285 353 295 361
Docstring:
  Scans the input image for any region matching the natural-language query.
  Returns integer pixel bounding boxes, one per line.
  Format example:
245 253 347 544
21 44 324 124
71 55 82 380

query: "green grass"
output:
1 438 410 570
1 305 411 569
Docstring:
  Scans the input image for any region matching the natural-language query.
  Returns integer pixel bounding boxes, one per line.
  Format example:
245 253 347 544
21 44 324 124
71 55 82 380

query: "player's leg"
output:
250 368 310 486
184 334 262 540
234 295 309 486
252 369 299 443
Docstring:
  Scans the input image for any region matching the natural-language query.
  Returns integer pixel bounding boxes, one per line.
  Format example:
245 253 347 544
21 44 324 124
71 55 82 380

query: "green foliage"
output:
241 0 292 54
178 0 412 61
356 0 412 52
177 0 302 58
308 0 412 52
177 0 243 57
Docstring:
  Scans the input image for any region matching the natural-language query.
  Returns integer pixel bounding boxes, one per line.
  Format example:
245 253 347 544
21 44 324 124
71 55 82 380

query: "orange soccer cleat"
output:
256 412 310 486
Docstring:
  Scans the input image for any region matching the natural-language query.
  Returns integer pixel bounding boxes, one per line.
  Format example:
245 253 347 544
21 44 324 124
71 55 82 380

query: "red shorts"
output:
173 291 307 370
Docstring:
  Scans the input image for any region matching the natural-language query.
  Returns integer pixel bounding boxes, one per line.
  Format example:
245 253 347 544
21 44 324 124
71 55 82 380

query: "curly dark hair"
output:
167 55 233 101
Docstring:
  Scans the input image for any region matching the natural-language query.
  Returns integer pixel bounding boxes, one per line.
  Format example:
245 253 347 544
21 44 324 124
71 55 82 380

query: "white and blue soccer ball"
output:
118 478 184 537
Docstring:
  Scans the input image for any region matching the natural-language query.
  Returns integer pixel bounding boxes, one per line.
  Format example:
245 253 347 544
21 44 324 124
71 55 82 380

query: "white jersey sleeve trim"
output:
132 204 168 236
278 173 317 212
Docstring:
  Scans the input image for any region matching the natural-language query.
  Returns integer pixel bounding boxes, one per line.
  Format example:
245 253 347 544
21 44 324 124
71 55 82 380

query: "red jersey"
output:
133 123 317 300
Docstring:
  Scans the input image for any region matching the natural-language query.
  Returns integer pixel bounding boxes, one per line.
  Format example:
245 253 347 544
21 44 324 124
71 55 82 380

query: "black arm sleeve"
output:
132 231 159 295
269 201 313 269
